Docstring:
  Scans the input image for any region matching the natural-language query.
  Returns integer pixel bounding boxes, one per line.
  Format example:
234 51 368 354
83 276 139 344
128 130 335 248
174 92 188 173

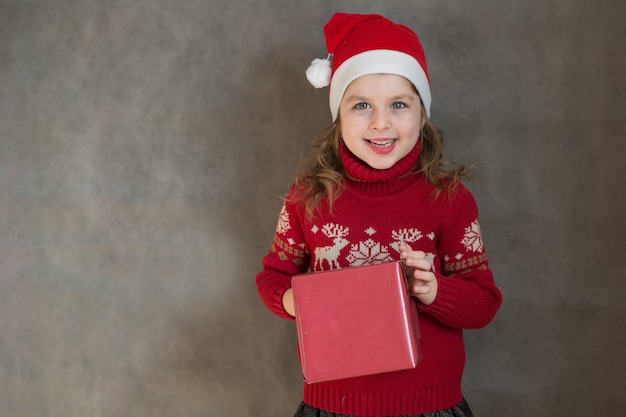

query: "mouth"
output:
365 138 396 148
364 138 397 155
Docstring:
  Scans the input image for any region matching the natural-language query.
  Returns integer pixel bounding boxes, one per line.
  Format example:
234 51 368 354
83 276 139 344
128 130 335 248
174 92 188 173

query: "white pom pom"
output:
305 58 332 88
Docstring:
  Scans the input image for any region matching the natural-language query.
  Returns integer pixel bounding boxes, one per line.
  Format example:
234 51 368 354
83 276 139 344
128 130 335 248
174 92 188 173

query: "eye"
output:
354 102 371 110
391 101 407 109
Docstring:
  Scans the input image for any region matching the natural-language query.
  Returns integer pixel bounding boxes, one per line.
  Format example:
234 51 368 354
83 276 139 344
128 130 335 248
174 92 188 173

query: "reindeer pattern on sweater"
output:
270 200 487 276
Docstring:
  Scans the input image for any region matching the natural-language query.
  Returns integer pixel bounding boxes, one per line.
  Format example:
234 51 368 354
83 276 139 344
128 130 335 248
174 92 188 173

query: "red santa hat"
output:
306 13 431 121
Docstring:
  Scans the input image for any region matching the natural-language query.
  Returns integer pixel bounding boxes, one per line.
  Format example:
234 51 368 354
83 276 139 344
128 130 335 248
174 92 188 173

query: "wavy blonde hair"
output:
290 111 468 220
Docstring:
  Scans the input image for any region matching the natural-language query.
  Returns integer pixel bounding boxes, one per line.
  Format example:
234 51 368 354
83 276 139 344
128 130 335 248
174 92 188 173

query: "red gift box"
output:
292 261 421 383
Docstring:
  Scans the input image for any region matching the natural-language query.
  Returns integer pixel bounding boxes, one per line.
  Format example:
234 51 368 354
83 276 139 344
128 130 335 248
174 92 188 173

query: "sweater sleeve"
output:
256 195 311 320
418 185 502 329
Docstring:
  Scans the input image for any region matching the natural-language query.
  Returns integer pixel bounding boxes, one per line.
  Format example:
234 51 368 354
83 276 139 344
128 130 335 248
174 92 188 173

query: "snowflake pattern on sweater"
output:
271 209 484 276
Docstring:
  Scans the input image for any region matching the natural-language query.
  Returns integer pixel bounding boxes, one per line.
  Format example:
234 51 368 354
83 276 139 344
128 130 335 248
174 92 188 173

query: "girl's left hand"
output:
399 244 438 305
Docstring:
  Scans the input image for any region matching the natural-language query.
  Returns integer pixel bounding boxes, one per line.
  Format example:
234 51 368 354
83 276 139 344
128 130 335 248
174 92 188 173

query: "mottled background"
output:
1 1 624 416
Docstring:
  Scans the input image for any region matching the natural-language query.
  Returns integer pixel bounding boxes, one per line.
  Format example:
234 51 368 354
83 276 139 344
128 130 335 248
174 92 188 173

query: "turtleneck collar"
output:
339 141 423 197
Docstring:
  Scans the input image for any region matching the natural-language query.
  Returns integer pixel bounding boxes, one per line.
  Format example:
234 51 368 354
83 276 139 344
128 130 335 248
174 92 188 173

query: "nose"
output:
370 108 391 130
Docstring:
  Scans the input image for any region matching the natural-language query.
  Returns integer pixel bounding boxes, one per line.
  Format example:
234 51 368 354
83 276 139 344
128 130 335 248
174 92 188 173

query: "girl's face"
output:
339 74 425 170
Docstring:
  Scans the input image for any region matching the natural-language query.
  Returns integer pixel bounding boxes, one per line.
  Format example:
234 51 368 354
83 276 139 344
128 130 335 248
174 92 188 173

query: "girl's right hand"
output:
282 288 296 317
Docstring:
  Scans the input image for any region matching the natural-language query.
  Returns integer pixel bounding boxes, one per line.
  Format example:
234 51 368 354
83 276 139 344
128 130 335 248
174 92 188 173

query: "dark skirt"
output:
294 397 474 417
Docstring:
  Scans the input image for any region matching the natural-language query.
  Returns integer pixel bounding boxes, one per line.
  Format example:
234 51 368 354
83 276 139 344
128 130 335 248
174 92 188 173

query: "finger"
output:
411 281 432 295
398 244 412 259
405 250 426 260
414 270 435 282
405 257 431 271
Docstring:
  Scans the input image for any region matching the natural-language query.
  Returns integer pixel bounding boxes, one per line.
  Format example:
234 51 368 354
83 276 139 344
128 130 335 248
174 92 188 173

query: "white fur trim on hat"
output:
328 49 431 121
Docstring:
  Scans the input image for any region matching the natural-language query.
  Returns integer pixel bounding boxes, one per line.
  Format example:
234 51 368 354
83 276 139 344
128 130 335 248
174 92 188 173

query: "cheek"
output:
340 129 359 149
399 115 422 138
338 114 359 138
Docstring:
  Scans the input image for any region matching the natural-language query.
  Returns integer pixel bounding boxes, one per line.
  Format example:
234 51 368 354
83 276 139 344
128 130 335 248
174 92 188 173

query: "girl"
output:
256 12 502 417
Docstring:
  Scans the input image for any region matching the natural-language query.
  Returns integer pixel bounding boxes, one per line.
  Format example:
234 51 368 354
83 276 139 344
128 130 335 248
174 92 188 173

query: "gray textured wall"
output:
1 1 625 416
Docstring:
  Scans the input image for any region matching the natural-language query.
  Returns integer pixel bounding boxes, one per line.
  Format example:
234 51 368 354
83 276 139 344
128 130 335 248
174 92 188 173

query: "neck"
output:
340 142 423 196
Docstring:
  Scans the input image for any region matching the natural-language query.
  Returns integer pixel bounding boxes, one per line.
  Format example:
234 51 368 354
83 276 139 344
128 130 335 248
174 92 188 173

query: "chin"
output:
366 160 396 170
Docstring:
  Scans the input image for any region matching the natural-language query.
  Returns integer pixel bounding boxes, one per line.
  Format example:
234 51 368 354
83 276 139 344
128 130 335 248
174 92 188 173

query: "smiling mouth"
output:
365 138 396 147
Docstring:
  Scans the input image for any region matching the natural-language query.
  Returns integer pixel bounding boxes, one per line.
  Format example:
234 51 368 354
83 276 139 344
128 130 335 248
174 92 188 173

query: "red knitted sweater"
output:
256 144 502 416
